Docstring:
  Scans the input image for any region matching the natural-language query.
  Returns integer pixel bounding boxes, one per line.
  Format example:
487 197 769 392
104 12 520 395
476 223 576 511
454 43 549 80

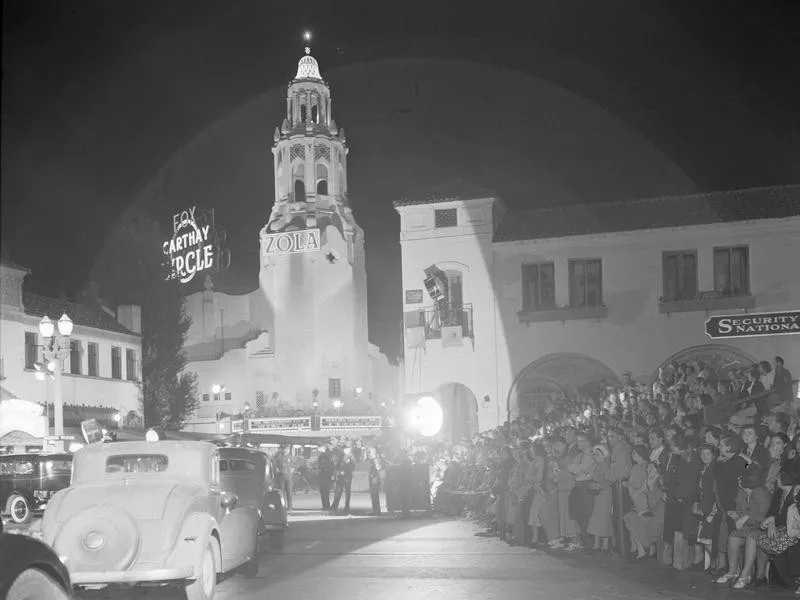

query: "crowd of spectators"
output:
431 356 800 594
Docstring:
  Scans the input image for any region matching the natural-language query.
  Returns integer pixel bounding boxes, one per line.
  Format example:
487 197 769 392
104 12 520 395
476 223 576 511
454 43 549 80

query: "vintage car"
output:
1 519 72 600
0 453 72 524
41 439 261 600
219 446 288 550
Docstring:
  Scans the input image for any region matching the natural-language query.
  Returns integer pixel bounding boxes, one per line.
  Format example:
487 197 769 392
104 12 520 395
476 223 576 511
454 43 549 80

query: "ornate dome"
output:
295 48 322 80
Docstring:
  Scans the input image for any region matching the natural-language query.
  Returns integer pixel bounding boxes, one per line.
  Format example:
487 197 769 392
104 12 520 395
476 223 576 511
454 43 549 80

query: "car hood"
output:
44 479 208 566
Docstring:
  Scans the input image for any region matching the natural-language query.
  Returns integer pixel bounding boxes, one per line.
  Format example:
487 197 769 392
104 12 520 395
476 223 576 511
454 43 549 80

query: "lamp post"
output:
39 314 73 450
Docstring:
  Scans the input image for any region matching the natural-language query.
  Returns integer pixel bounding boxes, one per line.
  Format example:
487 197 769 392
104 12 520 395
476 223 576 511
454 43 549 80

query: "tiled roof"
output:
395 178 497 207
22 293 139 336
495 184 800 242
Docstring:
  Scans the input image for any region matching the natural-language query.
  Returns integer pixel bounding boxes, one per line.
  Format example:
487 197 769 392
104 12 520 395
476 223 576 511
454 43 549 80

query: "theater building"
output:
181 46 397 430
0 259 142 452
396 181 800 438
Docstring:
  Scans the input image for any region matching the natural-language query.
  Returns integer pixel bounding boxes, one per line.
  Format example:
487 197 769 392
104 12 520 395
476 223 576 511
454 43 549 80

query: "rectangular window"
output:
568 259 603 308
88 342 99 376
24 332 38 369
111 346 122 379
69 340 82 375
224 392 232 401
662 251 698 302
329 378 341 398
714 246 750 296
434 208 458 228
521 263 556 311
125 349 136 381
202 394 210 402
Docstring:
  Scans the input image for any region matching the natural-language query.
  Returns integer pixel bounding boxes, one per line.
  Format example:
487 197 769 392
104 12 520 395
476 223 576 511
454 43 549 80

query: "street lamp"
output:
39 313 73 450
332 398 343 416
211 384 226 402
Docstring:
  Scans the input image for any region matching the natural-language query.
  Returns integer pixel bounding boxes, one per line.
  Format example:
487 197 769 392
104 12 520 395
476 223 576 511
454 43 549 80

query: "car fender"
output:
262 489 288 526
40 488 70 546
168 513 221 575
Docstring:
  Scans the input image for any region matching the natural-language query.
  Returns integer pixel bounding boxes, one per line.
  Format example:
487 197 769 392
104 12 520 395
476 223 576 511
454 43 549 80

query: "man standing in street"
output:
317 445 334 510
332 447 356 513
368 447 385 516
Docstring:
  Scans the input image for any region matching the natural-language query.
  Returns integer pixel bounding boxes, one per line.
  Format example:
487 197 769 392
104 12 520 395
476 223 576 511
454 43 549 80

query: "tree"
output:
86 216 198 429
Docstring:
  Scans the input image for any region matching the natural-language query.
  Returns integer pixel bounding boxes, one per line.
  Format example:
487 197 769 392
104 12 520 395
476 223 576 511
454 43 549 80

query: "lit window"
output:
662 251 698 302
568 259 603 308
714 246 749 296
521 263 555 311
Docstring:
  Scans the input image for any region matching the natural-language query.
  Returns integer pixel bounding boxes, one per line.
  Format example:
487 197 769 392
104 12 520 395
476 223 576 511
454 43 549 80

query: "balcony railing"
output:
404 303 474 340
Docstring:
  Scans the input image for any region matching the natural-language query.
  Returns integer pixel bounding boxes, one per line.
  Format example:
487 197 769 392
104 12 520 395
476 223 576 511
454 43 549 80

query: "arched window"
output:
300 104 307 123
316 163 328 195
311 105 318 123
294 179 305 202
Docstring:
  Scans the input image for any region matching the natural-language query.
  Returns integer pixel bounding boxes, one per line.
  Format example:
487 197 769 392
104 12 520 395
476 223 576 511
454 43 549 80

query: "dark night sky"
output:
2 0 799 360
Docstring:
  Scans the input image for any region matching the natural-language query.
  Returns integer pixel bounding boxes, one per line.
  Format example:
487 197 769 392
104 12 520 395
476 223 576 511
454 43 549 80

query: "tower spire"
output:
295 30 322 81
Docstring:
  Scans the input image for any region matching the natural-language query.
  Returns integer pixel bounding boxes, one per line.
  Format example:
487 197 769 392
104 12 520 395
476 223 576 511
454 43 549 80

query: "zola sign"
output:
163 206 215 284
705 310 800 339
262 228 320 256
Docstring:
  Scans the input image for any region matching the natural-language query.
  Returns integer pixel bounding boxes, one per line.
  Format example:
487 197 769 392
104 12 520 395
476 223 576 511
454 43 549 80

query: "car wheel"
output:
7 495 31 525
240 537 259 578
185 542 216 600
7 568 70 600
268 529 284 551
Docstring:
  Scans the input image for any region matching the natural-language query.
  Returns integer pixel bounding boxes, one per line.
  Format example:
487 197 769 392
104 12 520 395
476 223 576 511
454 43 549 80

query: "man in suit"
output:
317 445 334 510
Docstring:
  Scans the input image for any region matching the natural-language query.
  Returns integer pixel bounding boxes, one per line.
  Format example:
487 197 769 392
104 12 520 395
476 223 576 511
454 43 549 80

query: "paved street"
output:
73 495 797 600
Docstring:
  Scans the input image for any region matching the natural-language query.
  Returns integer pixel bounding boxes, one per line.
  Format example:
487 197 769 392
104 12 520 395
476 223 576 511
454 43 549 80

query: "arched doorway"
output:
432 383 479 444
653 344 756 383
506 353 622 420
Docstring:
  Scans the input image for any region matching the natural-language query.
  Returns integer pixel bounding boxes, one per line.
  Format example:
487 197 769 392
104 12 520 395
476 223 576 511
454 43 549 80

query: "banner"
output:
705 310 800 339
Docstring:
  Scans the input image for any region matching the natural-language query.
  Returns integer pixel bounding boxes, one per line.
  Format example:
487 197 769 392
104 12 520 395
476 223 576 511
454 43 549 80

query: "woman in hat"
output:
756 458 800 591
715 456 772 588
587 444 614 551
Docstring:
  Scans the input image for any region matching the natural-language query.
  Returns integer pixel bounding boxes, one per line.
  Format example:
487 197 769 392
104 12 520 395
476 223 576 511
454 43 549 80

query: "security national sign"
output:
705 310 800 340
262 228 320 256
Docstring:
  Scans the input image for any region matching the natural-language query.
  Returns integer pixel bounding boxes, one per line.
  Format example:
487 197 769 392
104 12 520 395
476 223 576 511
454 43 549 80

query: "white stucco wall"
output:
0 312 142 418
398 197 800 433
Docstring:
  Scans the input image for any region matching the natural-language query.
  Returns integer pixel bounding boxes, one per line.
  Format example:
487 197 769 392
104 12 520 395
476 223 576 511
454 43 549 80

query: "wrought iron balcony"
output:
404 303 474 340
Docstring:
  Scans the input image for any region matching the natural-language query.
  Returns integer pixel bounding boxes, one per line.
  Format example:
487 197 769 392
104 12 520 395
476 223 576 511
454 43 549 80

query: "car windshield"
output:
106 454 169 473
44 459 72 475
220 459 257 472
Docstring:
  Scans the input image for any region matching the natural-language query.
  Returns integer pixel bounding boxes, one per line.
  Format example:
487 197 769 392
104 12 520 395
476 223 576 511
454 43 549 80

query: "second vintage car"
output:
41 438 260 600
0 453 73 525
218 446 288 550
